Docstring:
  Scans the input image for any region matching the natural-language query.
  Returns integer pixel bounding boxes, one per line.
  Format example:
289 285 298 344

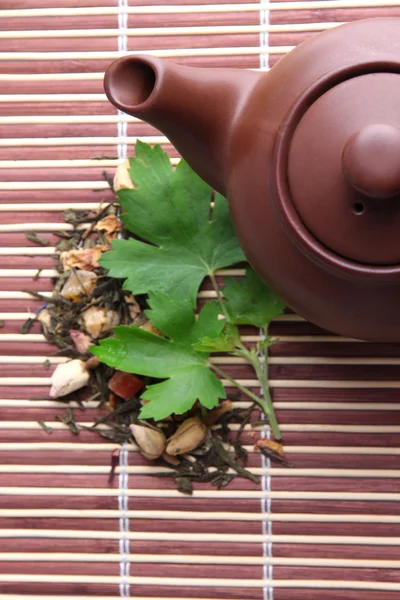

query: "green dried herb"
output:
37 420 53 434
174 476 193 496
20 317 36 334
26 232 50 246
56 408 79 435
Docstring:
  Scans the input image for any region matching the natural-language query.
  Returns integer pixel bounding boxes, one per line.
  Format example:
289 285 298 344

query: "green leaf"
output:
194 323 240 353
224 268 285 328
92 292 225 420
100 141 245 306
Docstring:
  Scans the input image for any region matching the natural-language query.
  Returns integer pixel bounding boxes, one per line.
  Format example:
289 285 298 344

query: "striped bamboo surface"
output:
1 1 400 599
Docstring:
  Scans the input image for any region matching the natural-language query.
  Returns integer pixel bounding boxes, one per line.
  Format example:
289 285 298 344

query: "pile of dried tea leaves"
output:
24 149 288 494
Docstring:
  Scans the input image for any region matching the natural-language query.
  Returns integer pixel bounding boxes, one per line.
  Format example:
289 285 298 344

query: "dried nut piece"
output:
49 359 90 398
166 417 208 456
129 424 166 460
60 247 106 271
80 306 119 339
108 370 144 401
61 270 97 301
69 329 93 354
113 158 134 191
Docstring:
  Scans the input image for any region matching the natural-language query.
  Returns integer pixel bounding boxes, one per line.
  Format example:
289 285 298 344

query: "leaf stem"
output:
252 336 281 441
210 363 266 406
209 271 230 322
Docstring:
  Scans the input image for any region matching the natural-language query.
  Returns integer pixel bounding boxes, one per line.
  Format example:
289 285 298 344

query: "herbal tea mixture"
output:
26 142 290 494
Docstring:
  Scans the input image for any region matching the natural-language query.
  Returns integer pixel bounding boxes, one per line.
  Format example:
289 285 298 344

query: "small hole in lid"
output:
352 202 365 215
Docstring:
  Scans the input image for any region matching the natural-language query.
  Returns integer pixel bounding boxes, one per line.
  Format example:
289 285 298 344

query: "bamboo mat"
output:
1 1 400 599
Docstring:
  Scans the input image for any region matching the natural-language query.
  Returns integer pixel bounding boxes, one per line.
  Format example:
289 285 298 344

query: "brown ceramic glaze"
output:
104 18 400 342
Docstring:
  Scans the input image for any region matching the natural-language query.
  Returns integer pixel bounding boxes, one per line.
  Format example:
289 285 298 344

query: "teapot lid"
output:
286 69 400 265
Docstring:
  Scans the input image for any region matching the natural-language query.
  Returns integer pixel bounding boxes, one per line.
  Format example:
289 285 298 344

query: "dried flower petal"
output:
129 424 166 460
60 247 106 271
49 359 90 398
255 438 284 457
140 320 162 336
80 306 119 339
161 452 181 467
113 158 134 191
37 308 51 331
125 295 141 321
69 329 93 354
204 400 233 426
61 270 97 301
166 417 208 456
95 214 121 235
108 370 144 401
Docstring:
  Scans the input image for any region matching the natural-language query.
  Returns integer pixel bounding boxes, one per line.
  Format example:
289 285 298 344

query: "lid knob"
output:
342 124 400 199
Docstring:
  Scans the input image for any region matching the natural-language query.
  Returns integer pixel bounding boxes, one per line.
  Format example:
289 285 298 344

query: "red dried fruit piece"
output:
108 370 144 401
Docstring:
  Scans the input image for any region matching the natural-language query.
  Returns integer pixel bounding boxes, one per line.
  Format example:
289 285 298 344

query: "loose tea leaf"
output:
55 408 79 434
26 232 50 246
174 476 193 496
92 293 226 420
20 317 36 334
100 141 245 306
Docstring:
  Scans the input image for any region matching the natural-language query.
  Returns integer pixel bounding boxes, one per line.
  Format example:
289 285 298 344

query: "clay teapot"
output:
104 18 400 342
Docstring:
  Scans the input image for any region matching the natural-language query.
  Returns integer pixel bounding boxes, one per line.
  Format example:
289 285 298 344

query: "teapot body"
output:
104 18 400 341
228 18 400 341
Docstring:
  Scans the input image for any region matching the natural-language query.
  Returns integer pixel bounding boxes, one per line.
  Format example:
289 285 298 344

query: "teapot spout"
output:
104 55 261 195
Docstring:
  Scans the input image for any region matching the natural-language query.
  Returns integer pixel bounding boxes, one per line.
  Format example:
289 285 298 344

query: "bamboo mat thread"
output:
1 1 400 599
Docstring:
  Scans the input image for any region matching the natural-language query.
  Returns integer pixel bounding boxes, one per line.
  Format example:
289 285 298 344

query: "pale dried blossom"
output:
80 306 119 339
60 247 106 271
69 329 93 354
49 359 90 398
61 270 97 301
129 424 166 460
37 308 52 331
166 417 208 456
113 158 134 191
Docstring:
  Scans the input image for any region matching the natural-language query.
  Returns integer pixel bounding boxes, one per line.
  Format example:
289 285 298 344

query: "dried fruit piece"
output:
108 370 144 401
80 306 119 339
166 416 208 456
61 270 97 301
69 329 93 354
60 247 106 271
113 158 134 191
49 359 90 398
129 424 166 460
